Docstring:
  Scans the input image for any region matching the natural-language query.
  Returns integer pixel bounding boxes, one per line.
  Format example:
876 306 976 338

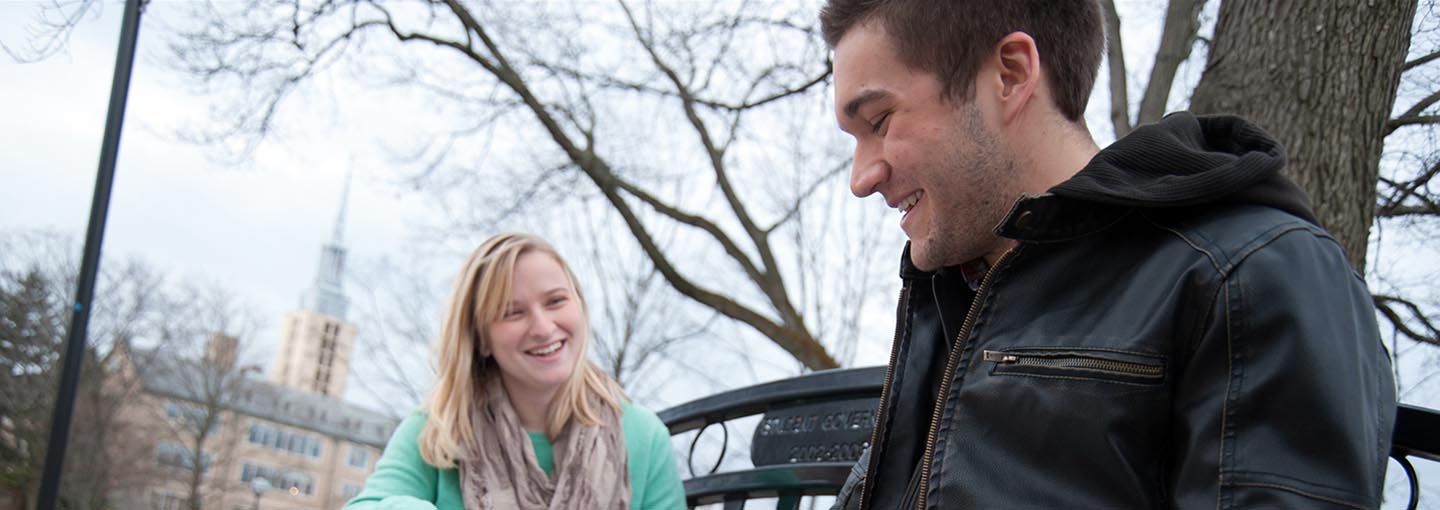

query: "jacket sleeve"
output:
1171 228 1396 509
829 447 868 510
344 413 441 510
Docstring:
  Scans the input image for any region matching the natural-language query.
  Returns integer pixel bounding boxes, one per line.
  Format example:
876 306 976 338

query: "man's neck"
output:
1014 119 1100 195
980 119 1098 268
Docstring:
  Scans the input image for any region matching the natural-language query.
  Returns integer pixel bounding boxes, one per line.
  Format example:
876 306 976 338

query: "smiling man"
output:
822 1 1397 509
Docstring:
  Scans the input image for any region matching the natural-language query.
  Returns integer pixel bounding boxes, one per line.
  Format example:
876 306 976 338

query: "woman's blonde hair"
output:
418 232 625 468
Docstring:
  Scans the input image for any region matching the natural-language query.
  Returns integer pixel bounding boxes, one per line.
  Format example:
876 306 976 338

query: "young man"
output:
821 1 1396 509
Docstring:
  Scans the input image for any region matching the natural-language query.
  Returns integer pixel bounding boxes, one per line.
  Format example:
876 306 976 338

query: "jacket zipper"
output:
981 350 1163 378
857 281 911 510
914 248 1018 510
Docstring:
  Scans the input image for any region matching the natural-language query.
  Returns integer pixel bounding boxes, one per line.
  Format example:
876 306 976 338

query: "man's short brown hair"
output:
821 0 1104 123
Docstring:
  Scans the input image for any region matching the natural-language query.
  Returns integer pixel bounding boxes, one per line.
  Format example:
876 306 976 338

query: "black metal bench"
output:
660 367 1440 510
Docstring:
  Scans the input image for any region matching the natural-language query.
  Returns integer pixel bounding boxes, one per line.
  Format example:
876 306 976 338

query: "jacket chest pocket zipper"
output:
982 349 1165 385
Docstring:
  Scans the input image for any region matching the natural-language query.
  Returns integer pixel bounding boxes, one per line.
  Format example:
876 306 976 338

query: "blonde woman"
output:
346 233 686 509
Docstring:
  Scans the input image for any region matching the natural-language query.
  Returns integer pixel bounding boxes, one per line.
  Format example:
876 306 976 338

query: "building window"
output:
240 463 314 496
156 442 211 473
247 422 322 458
165 401 218 433
155 492 187 510
348 446 368 468
340 483 362 500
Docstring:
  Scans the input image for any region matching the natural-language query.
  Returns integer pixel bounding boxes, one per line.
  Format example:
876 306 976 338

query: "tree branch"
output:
1403 50 1440 73
1377 159 1440 216
1374 295 1440 348
764 158 850 234
541 63 827 113
609 175 768 284
1136 0 1206 126
1395 88 1440 123
410 0 836 369
1102 0 1132 139
1386 114 1440 135
2 0 103 62
1377 203 1440 218
616 0 807 331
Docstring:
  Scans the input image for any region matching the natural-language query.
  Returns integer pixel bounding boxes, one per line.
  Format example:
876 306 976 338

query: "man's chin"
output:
909 241 942 272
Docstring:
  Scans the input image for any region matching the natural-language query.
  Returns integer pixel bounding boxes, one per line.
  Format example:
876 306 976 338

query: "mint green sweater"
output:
345 403 686 510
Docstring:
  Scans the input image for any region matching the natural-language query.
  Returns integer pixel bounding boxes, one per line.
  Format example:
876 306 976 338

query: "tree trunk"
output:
1189 0 1417 272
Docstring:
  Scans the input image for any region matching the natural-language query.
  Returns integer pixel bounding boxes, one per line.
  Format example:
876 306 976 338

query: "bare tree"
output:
1101 0 1207 139
1103 1 1440 358
559 202 717 393
0 267 69 509
346 255 442 415
137 282 265 510
0 231 169 510
1 0 104 63
160 0 886 371
1188 0 1417 271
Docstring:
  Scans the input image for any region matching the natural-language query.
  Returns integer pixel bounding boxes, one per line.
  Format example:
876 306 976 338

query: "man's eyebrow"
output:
843 89 891 119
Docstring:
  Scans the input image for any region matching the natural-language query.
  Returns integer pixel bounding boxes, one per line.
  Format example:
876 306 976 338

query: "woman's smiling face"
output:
483 251 587 402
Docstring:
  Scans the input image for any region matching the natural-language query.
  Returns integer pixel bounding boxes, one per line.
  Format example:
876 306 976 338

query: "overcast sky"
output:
4 0 1438 398
4 0 1437 503
0 1 902 412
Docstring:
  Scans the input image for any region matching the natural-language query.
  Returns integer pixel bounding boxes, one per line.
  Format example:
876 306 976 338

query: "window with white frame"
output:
156 442 211 473
247 421 322 458
340 483 362 500
240 462 315 496
348 445 368 468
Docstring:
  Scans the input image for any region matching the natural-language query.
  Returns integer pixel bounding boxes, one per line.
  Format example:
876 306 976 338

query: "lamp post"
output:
35 0 146 509
250 477 271 510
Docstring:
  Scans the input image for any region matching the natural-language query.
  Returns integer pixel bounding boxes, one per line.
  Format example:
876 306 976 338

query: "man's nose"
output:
850 148 887 198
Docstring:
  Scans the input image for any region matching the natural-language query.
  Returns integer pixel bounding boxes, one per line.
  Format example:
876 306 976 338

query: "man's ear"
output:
993 31 1041 123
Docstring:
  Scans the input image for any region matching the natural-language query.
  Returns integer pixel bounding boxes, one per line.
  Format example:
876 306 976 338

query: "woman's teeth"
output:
528 341 564 356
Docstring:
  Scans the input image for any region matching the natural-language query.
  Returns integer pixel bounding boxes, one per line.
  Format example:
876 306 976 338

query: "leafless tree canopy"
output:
0 230 260 510
160 0 893 373
1103 0 1439 355
11 0 1436 393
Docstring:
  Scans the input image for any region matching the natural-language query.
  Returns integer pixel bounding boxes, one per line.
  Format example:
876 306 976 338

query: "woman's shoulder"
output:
619 401 672 443
620 401 664 429
390 409 431 439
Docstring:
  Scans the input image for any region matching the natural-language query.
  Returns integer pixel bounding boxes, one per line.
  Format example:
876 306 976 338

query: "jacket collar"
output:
994 193 1130 243
897 193 1129 279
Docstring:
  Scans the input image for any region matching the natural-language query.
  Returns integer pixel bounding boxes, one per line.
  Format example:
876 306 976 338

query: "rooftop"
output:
131 347 400 448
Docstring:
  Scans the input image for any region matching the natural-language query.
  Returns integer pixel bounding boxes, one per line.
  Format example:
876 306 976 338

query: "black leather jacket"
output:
835 113 1397 509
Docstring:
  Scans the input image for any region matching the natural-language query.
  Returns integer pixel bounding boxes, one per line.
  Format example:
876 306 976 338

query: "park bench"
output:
660 367 1440 510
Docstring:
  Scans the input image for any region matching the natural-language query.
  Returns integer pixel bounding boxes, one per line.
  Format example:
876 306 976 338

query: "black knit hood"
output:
1051 112 1318 225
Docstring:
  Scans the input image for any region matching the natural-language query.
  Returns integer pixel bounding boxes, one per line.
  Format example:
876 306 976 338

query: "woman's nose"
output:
526 310 557 338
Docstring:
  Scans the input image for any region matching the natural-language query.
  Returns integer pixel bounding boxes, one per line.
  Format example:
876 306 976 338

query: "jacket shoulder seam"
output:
1141 214 1224 274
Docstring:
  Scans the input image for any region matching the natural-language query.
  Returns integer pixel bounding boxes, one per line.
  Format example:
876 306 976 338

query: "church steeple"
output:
274 172 359 397
304 172 351 320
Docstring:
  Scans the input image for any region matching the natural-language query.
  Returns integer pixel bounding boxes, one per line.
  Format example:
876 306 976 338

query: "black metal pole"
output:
35 0 144 508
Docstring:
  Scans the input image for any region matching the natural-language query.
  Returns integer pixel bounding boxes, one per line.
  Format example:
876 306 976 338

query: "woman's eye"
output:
547 296 568 307
502 309 522 319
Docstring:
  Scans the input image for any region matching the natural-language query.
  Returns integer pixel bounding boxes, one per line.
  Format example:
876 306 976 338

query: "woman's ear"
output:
475 332 491 357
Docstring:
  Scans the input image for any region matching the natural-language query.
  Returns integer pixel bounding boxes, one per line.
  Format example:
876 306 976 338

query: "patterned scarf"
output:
460 377 630 510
